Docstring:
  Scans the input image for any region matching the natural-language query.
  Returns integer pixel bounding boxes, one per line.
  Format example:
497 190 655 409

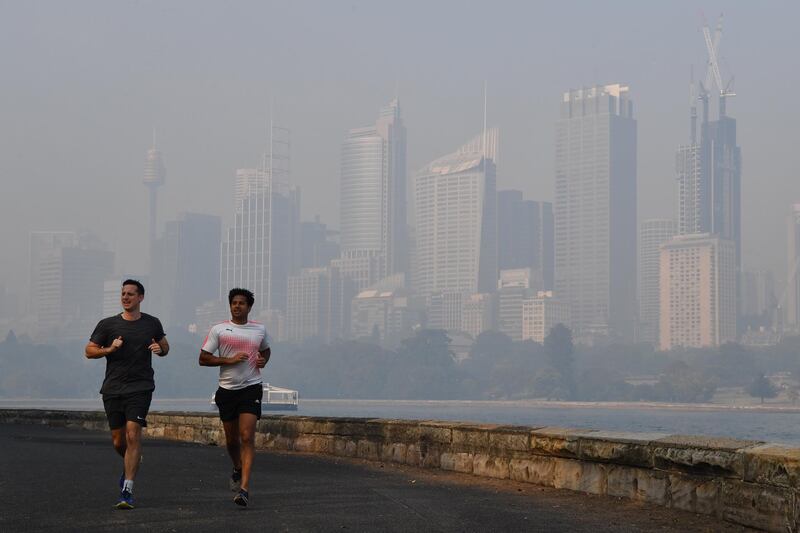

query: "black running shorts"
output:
214 383 263 422
103 390 153 430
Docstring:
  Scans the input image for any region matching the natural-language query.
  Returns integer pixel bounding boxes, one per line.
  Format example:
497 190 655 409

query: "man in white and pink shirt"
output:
199 288 270 507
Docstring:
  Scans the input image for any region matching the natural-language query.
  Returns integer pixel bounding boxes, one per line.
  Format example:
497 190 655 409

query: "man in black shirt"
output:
85 279 169 509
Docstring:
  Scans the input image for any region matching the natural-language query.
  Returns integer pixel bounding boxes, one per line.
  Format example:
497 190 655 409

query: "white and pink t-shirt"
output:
202 321 269 390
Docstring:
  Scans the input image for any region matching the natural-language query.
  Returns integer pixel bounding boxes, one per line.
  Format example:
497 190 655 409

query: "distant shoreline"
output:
3 397 800 415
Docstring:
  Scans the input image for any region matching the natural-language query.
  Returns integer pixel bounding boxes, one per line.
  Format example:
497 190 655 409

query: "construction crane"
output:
701 13 735 117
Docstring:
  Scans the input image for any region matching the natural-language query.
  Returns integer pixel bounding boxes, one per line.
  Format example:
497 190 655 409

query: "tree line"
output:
2 327 799 402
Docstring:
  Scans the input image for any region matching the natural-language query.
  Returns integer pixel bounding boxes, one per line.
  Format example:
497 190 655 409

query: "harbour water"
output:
2 397 800 445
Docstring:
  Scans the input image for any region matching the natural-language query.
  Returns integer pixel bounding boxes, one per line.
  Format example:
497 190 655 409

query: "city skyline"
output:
1 2 796 296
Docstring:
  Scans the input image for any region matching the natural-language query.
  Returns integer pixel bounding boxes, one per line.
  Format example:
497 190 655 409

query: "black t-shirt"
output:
90 313 166 396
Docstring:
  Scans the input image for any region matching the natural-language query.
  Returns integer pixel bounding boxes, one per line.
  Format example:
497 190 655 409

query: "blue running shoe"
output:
234 489 249 507
115 489 134 510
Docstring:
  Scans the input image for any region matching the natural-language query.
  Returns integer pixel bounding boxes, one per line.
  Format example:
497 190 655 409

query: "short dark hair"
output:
228 288 254 307
122 279 145 296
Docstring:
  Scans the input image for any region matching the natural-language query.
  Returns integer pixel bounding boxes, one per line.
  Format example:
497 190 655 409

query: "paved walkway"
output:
0 424 753 532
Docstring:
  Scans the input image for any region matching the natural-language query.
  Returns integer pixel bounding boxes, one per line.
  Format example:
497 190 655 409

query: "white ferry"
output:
210 383 299 411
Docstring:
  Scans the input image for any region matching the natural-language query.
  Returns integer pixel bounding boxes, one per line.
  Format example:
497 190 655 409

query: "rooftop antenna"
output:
482 80 487 161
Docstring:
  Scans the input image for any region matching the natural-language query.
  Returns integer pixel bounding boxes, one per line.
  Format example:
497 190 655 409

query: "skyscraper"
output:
786 204 800 330
340 99 407 284
676 98 742 268
554 84 637 340
220 125 298 313
497 190 554 290
638 218 676 345
143 133 166 257
286 266 354 342
28 231 77 314
414 128 498 297
150 213 221 328
676 18 742 324
33 233 114 341
659 234 736 350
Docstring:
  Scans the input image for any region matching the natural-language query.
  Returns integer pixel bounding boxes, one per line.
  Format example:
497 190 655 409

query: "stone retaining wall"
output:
2 409 798 532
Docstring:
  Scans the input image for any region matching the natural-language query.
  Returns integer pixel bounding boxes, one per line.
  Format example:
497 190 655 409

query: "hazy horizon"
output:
2 0 798 297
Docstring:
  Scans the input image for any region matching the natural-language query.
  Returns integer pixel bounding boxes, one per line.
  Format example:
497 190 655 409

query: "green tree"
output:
385 329 464 399
543 324 575 399
747 373 778 404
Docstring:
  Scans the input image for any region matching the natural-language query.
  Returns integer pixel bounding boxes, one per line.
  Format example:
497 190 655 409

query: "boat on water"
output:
210 383 299 411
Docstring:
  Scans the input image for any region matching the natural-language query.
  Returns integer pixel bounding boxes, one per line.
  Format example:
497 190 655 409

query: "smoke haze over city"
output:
4 1 800 412
1 1 796 287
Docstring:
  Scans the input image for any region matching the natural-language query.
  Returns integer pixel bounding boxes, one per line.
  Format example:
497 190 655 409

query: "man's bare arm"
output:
149 337 170 357
85 337 123 359
199 350 247 367
256 347 271 368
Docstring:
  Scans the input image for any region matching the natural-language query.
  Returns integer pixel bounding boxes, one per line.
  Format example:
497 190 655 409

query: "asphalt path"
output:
0 424 753 532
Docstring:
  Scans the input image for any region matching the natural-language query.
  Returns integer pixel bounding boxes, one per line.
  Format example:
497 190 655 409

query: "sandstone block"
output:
578 431 666 468
419 422 453 445
742 444 800 488
509 457 557 486
530 427 593 458
488 428 531 453
653 434 759 477
405 444 422 466
554 458 606 495
441 452 473 473
668 473 720 515
473 454 510 479
357 439 380 460
380 442 408 463
722 479 794 533
452 426 490 450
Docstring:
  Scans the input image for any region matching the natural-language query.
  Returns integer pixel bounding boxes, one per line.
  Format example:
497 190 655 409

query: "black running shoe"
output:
234 489 249 507
229 469 242 492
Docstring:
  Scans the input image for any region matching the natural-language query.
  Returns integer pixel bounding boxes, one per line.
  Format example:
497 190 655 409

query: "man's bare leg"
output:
238 413 257 492
222 419 242 471
123 421 143 480
111 428 127 458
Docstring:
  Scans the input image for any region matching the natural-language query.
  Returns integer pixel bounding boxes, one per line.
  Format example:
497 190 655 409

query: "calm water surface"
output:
2 398 799 445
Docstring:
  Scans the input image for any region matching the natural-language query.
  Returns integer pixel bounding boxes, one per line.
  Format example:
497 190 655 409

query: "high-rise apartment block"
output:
638 219 676 345
414 129 498 298
555 84 637 340
340 99 407 284
659 234 737 350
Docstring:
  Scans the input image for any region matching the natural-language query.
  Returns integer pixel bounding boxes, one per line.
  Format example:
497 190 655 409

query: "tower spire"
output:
482 81 487 161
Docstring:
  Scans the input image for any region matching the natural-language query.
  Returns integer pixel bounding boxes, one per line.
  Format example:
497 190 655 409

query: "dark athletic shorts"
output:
214 383 263 422
102 391 153 430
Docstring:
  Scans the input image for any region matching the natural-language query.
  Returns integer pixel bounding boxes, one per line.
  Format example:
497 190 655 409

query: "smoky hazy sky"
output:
1 1 798 296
